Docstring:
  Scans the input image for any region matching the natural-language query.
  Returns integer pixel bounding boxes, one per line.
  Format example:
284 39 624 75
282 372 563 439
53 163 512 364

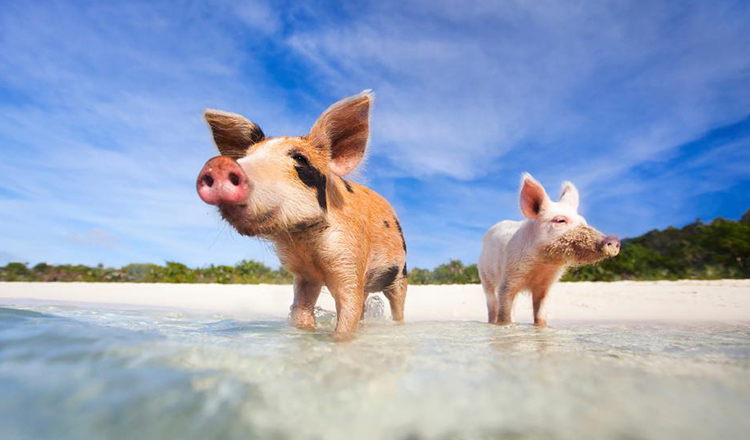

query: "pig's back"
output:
479 220 522 284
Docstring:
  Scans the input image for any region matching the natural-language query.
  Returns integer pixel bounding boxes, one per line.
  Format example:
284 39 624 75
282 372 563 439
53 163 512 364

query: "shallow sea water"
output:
0 303 749 440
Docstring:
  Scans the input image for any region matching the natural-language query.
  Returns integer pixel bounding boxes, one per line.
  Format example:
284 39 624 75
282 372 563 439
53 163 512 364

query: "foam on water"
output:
1 303 749 440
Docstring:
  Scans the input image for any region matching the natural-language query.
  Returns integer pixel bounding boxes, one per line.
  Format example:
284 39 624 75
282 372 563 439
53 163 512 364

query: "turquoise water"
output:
0 304 749 440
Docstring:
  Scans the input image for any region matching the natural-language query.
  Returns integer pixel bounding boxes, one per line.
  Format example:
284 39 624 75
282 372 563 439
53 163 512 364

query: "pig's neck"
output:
266 176 356 282
269 221 330 281
519 220 569 267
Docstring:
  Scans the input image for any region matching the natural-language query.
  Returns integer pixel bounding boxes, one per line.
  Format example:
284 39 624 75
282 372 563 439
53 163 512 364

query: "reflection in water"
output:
488 324 554 355
0 305 749 440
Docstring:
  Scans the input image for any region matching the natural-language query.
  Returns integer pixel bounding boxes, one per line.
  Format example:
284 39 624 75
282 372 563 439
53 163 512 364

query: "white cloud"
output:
282 0 750 185
0 0 291 267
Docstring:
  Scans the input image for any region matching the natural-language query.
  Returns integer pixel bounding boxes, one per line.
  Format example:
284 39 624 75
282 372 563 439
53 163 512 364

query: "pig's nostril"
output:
604 237 621 250
201 174 214 187
229 172 240 186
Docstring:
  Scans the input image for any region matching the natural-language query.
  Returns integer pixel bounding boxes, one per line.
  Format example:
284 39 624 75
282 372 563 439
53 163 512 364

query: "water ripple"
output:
0 304 749 440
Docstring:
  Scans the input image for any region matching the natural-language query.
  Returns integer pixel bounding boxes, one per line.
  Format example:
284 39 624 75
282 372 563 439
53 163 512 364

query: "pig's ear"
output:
520 173 550 219
204 109 265 159
308 90 373 176
559 181 580 210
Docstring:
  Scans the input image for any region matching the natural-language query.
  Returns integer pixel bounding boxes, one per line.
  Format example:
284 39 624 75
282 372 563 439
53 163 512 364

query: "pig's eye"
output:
291 152 309 166
552 216 569 224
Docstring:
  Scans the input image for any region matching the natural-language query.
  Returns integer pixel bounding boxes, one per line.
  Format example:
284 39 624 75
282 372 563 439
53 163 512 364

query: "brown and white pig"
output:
478 173 620 327
196 91 407 334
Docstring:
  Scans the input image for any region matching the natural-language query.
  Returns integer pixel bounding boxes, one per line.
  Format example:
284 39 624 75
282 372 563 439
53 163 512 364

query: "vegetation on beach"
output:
2 210 748 283
0 260 294 284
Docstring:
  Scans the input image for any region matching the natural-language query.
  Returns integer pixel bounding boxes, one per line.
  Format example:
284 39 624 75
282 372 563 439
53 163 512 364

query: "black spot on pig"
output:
365 266 400 293
340 177 354 193
395 218 406 253
292 151 327 212
384 220 390 228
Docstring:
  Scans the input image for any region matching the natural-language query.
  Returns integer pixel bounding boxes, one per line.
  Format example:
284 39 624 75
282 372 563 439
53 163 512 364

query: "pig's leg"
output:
497 280 520 324
482 280 499 324
531 287 550 327
290 278 322 330
361 292 370 320
331 283 365 334
383 277 407 322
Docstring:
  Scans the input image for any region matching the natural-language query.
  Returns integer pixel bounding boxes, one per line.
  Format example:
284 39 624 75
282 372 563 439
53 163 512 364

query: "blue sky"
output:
0 0 749 269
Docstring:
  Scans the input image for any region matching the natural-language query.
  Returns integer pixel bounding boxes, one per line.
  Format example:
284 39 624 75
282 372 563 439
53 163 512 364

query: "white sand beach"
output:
1 280 749 323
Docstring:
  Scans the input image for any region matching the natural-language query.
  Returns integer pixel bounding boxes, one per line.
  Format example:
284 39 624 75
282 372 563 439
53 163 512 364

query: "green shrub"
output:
1 209 748 283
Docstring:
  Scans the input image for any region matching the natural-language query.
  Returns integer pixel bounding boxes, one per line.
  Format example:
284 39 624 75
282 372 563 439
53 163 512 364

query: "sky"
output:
0 0 749 269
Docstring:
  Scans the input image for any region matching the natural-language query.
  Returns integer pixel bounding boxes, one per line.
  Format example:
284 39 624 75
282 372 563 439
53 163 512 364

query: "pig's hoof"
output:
331 332 356 343
293 323 317 331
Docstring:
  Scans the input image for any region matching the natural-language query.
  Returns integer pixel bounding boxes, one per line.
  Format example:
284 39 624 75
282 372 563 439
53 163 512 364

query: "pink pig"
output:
478 173 620 327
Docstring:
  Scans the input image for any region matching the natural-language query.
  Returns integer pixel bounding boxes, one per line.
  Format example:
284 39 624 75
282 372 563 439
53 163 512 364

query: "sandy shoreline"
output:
1 280 749 323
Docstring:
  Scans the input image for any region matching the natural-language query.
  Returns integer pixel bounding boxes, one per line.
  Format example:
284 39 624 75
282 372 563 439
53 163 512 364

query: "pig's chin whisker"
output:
208 221 232 249
251 207 281 225
219 205 283 238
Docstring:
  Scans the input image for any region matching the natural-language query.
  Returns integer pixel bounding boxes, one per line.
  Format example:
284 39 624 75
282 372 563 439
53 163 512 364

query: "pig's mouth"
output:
218 204 281 237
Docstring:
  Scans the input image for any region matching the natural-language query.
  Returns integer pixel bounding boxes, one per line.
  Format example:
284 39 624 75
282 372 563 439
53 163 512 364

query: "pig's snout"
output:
197 156 250 205
601 235 621 257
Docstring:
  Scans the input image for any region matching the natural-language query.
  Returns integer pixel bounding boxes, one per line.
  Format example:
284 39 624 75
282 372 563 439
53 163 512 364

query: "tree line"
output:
2 210 748 284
